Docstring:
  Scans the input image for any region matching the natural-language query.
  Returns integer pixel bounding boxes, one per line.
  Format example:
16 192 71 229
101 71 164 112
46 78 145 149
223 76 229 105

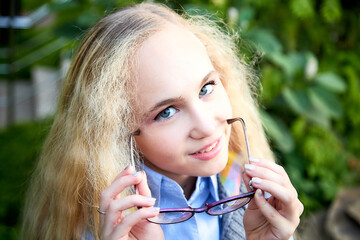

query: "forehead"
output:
134 24 214 110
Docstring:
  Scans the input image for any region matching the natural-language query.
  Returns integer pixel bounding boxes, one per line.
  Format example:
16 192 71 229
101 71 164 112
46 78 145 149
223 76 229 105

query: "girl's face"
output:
134 25 232 184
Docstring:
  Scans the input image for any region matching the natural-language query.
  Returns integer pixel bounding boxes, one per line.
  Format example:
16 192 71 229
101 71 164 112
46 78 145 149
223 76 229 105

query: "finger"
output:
244 163 285 187
254 189 282 223
103 195 156 235
249 157 290 179
254 189 294 239
136 171 152 197
250 177 302 218
112 165 135 183
100 172 143 211
242 170 253 192
251 177 296 204
241 169 260 210
110 207 160 239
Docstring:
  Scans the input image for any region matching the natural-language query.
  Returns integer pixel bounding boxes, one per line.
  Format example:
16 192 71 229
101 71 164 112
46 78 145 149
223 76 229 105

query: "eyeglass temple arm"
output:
129 129 141 169
227 118 255 190
130 130 140 195
226 118 252 160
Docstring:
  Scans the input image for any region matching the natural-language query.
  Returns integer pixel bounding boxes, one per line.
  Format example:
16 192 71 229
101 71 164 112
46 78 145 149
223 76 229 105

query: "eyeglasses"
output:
130 117 255 224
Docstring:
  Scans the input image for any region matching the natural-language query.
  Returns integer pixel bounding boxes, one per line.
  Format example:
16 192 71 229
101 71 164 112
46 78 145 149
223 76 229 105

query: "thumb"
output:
254 189 284 227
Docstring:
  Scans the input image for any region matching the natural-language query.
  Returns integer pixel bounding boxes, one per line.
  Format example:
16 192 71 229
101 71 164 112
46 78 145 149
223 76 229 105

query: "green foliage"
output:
0 119 52 239
22 0 51 11
321 0 342 23
290 0 315 19
49 0 144 42
289 119 350 211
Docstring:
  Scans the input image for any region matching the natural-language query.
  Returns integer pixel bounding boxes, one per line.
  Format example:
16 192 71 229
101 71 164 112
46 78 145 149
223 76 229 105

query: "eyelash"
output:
153 80 217 121
200 80 216 96
154 106 178 121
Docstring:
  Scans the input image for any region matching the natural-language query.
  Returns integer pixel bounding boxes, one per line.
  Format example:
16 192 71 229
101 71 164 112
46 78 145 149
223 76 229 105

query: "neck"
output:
144 161 197 200
178 176 197 200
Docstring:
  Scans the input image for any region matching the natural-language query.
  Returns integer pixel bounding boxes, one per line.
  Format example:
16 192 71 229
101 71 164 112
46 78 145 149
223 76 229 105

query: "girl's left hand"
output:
243 157 304 240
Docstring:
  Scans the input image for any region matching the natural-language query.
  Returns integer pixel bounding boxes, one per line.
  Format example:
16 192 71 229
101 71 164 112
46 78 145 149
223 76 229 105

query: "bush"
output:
0 119 52 240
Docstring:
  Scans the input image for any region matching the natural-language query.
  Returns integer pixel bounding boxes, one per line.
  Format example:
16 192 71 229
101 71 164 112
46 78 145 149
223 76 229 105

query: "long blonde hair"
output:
21 3 273 239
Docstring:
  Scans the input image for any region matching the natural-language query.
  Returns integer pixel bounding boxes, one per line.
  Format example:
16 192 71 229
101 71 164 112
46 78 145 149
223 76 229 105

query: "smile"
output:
197 141 218 154
190 137 222 161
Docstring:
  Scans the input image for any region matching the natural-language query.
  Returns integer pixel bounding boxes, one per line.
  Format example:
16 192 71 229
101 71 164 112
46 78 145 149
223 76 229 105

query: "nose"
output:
188 104 217 139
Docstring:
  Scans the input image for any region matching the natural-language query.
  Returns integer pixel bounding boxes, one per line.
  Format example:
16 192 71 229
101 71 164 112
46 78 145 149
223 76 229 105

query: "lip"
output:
189 137 222 161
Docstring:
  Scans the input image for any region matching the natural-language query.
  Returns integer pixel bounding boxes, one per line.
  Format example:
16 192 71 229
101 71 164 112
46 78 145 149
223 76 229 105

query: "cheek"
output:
217 89 233 117
136 131 183 164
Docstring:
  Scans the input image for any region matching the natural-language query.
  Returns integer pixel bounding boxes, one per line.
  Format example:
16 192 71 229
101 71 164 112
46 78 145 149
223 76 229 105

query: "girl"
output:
21 2 303 240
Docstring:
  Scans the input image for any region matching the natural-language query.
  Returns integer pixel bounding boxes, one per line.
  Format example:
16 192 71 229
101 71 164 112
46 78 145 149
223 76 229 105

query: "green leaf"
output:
237 7 255 29
13 38 69 72
49 1 79 12
77 11 102 27
268 52 306 79
290 0 315 19
282 87 310 115
303 107 330 128
321 0 342 23
313 72 346 93
244 28 282 54
308 86 343 118
259 110 294 153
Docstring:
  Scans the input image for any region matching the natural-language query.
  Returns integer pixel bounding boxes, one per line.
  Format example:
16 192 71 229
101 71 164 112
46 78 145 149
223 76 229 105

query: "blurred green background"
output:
0 0 359 239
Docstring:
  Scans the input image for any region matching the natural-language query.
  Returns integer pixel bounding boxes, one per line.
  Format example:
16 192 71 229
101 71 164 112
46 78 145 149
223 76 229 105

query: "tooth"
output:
199 142 217 154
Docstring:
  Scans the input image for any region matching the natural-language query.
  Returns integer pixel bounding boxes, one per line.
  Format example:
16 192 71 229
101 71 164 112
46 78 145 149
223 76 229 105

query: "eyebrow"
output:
146 70 218 114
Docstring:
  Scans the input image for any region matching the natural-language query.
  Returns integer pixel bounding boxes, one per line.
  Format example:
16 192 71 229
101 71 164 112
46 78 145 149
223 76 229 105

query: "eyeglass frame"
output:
129 117 255 224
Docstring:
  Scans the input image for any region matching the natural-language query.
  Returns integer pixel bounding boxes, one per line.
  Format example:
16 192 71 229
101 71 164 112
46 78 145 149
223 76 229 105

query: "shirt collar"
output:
188 174 219 208
143 164 219 208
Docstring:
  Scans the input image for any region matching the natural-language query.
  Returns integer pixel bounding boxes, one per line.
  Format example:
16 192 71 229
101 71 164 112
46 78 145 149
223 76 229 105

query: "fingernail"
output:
151 207 160 212
251 177 262 184
264 191 272 199
256 189 263 197
146 197 156 202
132 171 141 177
250 157 260 163
244 164 255 170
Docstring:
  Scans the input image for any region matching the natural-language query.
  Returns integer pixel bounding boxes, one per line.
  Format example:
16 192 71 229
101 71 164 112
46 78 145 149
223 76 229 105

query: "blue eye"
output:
199 81 215 96
155 107 176 120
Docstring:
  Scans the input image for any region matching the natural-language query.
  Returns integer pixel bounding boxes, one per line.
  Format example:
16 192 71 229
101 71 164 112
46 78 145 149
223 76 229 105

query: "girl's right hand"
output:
99 166 164 240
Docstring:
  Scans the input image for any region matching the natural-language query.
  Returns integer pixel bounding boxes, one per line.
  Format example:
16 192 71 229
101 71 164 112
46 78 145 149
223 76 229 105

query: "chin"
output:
198 156 228 177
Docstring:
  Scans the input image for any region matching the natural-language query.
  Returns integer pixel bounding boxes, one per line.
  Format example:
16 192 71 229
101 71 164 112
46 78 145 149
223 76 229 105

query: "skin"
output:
99 24 303 240
133 24 233 194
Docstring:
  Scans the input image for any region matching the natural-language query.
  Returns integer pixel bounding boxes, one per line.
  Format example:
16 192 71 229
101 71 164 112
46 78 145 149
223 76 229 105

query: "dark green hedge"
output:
0 119 52 240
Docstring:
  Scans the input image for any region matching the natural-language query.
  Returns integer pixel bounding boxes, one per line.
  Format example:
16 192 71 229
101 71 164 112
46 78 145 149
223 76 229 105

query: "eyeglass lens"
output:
147 196 252 224
207 197 252 215
148 211 194 224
